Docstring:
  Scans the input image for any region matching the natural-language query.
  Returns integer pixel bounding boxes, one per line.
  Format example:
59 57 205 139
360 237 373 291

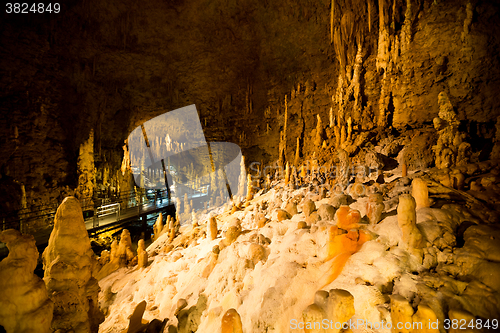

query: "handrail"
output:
1 188 172 233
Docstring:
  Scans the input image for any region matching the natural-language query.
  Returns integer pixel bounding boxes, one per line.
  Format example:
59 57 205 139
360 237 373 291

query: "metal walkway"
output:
0 189 206 257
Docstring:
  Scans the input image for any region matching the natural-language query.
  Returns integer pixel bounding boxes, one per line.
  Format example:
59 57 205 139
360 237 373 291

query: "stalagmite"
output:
42 197 103 333
201 246 219 278
238 155 246 197
412 178 430 209
335 205 361 230
302 304 325 333
294 137 301 166
137 239 148 268
117 229 135 266
209 216 218 240
390 295 414 333
76 129 95 203
448 309 478 333
346 116 352 142
153 212 164 239
245 174 253 205
334 125 341 148
314 114 324 147
221 308 243 333
285 162 290 185
303 288 355 333
0 229 54 333
366 193 384 224
397 194 424 256
412 303 439 333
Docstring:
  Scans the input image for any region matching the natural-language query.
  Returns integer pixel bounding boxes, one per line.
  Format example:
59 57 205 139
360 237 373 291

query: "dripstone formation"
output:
42 197 104 333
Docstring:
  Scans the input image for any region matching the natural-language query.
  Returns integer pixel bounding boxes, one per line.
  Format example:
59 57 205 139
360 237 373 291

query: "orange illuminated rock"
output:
335 206 361 230
323 229 373 287
221 308 243 333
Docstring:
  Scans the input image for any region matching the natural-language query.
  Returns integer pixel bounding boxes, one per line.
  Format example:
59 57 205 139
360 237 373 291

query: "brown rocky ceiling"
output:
1 0 500 213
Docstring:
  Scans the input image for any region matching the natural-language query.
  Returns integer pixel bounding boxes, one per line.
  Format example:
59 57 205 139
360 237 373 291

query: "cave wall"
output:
1 0 499 214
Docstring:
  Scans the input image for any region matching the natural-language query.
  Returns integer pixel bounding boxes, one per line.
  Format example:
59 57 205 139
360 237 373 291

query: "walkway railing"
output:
0 188 171 234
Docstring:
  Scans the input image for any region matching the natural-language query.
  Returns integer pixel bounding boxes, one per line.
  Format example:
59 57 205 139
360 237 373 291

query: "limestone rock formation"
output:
137 239 148 268
397 194 424 258
366 193 384 224
221 308 243 333
153 213 164 240
302 289 355 333
412 178 430 209
209 216 218 240
335 205 361 230
0 229 54 333
42 196 103 333
116 229 136 266
432 92 471 169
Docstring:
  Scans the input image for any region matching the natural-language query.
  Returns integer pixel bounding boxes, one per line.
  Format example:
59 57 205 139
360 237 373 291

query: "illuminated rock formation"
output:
137 239 148 268
42 197 103 333
75 129 95 204
412 178 430 209
0 229 54 333
323 228 372 286
303 289 355 333
335 205 361 230
117 229 135 266
390 294 414 333
153 212 164 240
366 193 384 224
221 308 243 333
209 216 218 240
246 174 254 205
276 208 291 221
397 194 424 257
433 92 471 169
302 304 325 333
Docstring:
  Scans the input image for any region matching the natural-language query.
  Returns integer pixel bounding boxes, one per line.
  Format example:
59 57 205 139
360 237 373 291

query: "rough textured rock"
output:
177 294 207 333
335 205 361 230
302 198 317 217
412 178 430 209
42 197 104 333
276 208 292 222
317 204 336 221
153 213 164 240
397 194 424 257
221 308 243 333
390 294 414 333
116 229 136 266
329 194 349 208
137 239 148 268
0 229 53 333
209 216 218 241
366 193 384 225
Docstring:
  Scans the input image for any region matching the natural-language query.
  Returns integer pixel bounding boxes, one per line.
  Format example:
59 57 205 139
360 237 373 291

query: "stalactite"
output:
400 0 413 54
368 0 373 33
376 0 390 72
294 137 300 166
330 0 335 44
334 28 345 77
